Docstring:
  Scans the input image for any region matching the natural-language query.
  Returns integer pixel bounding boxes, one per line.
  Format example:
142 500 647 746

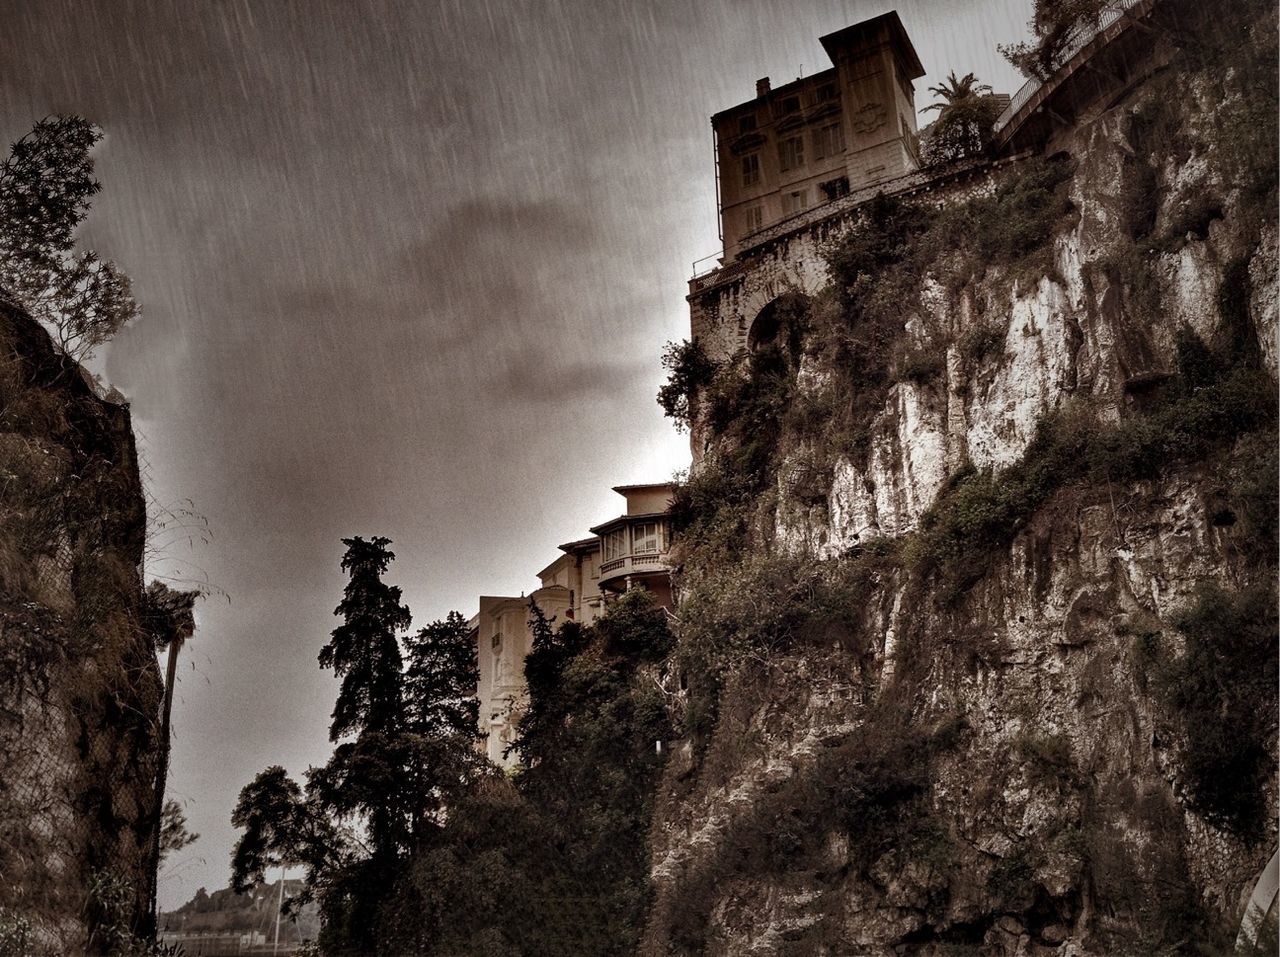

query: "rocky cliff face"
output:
0 301 162 953
648 7 1277 955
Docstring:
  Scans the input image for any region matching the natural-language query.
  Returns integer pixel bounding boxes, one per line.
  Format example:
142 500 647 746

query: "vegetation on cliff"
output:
654 1 1277 950
0 116 137 362
230 543 673 955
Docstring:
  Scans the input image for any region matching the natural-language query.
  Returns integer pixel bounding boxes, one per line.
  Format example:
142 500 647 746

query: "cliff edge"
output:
0 300 162 954
649 4 1277 953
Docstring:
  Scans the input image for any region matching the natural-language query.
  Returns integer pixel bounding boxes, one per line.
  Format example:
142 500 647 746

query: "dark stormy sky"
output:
0 0 1032 908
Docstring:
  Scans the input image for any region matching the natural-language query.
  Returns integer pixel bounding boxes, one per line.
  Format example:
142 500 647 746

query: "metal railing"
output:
995 0 1147 132
691 251 723 278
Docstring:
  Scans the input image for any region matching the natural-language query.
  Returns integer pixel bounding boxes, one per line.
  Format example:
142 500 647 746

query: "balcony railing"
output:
691 251 723 278
995 0 1148 133
598 550 670 587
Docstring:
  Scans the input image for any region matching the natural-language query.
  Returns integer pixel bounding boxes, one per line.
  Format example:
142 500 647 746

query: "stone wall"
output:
0 301 162 954
689 155 1029 365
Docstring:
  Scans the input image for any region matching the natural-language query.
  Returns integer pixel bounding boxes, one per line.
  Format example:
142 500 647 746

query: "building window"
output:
741 153 760 187
738 112 757 134
602 529 627 561
632 522 661 555
744 203 763 233
817 82 838 102
778 135 804 171
779 95 801 116
820 177 850 201
783 190 807 215
813 121 845 160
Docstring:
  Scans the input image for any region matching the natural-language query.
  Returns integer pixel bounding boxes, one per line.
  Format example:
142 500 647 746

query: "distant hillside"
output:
159 880 320 942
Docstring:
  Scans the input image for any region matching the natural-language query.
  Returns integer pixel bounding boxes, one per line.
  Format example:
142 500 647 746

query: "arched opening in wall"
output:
747 292 810 373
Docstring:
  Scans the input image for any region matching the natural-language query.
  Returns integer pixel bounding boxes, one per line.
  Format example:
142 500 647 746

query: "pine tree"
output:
307 536 412 883
232 536 491 955
230 767 309 893
403 611 480 742
319 536 410 742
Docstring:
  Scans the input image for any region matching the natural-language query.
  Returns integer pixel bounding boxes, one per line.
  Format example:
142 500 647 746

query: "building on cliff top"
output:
711 11 924 261
689 3 1171 384
471 482 676 767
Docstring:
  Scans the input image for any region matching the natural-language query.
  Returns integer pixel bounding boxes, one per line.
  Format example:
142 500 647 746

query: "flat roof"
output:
589 511 669 535
710 68 837 122
819 11 924 80
612 482 678 495
557 536 600 554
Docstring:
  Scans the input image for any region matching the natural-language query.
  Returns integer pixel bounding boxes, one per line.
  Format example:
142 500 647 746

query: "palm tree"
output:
919 71 1001 165
923 71 993 117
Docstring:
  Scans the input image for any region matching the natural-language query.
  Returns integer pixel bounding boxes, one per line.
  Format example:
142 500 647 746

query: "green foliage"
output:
677 551 888 664
320 536 410 742
958 323 1005 366
232 538 484 956
895 340 947 383
986 850 1036 908
1225 430 1279 559
0 116 137 361
1190 0 1279 203
657 338 718 430
665 705 963 951
674 546 898 756
403 610 480 741
0 913 33 957
920 72 1003 165
158 799 198 863
815 194 933 459
382 592 675 956
230 767 314 893
1012 732 1078 789
928 154 1075 285
1000 0 1110 80
86 871 178 957
908 329 1276 595
1151 582 1278 836
700 294 811 484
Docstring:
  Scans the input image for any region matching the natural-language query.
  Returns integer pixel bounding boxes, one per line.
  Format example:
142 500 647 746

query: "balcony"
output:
593 514 672 592
598 549 670 590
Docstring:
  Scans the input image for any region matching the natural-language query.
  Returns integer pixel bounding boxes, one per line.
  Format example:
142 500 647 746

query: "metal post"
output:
273 866 285 954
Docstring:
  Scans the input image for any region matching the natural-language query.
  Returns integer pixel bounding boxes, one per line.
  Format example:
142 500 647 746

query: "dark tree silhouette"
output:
159 800 198 863
920 71 1002 165
403 610 480 741
318 536 410 742
230 767 310 893
231 537 487 956
0 115 137 361
1000 0 1110 81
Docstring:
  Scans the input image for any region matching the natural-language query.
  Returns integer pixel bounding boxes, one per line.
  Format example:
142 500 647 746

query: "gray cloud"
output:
0 0 1035 909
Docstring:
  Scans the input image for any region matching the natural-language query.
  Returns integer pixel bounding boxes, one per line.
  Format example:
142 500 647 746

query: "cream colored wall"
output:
474 595 526 767
622 486 674 516
576 547 604 624
716 71 848 255
473 586 573 768
537 548 604 625
838 40 919 187
715 19 923 257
